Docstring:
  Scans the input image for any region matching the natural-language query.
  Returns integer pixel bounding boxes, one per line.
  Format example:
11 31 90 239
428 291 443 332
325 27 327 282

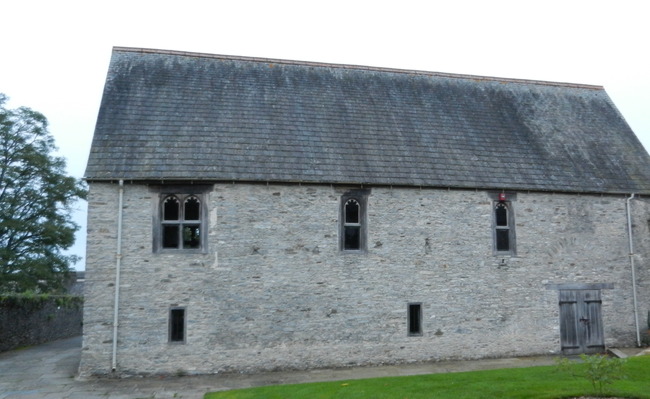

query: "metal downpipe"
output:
111 180 124 371
626 193 642 347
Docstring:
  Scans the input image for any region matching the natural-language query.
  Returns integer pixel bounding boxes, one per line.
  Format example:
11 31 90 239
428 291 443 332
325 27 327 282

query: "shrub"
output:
556 354 627 395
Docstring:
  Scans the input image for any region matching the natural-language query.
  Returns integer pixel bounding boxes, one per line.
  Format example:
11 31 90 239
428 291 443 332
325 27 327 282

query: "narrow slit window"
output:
493 199 516 255
408 303 422 336
169 307 186 343
344 199 361 250
495 202 510 251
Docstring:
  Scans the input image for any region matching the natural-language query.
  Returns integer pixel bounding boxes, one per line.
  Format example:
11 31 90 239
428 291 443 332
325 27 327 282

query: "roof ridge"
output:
112 46 603 90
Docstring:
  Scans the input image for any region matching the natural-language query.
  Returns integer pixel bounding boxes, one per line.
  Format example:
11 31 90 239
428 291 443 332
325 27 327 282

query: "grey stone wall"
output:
0 297 83 352
80 182 650 376
630 197 650 337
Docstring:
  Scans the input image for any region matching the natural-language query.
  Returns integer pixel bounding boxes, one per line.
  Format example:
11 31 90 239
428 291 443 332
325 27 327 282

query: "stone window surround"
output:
151 185 211 254
339 188 370 252
488 191 517 256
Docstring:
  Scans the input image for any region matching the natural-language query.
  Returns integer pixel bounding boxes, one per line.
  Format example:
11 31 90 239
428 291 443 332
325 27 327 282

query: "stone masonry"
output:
80 182 649 376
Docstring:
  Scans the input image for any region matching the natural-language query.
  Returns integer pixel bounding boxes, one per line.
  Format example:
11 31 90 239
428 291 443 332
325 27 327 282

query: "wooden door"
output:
559 289 604 355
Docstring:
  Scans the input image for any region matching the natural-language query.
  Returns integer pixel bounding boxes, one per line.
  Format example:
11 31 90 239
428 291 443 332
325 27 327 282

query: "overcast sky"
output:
2 0 649 270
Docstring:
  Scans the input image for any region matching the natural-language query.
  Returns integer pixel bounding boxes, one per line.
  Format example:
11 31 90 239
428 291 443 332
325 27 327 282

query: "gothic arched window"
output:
340 190 369 252
493 197 516 255
160 194 203 250
344 199 361 250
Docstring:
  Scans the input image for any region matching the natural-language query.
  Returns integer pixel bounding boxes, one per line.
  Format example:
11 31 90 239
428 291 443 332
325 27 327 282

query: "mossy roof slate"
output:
85 47 650 194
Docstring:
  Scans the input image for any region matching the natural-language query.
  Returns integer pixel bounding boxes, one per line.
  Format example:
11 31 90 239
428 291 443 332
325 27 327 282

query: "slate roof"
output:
85 47 650 194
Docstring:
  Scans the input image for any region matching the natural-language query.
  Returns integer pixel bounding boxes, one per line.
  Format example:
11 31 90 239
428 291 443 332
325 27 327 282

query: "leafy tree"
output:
0 93 87 293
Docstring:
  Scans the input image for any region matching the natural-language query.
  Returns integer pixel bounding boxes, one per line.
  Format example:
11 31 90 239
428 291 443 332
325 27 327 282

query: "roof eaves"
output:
84 176 649 196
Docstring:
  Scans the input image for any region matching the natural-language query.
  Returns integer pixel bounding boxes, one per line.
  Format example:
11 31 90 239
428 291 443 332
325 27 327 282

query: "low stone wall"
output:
0 295 83 352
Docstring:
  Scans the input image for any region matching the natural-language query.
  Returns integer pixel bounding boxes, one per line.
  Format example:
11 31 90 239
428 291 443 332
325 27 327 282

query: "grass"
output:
205 355 650 399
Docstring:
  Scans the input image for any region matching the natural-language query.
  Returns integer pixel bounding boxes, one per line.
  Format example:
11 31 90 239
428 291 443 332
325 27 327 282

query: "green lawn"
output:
205 355 650 399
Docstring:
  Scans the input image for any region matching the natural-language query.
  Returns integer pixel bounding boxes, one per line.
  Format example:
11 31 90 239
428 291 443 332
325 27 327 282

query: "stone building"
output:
80 47 650 376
